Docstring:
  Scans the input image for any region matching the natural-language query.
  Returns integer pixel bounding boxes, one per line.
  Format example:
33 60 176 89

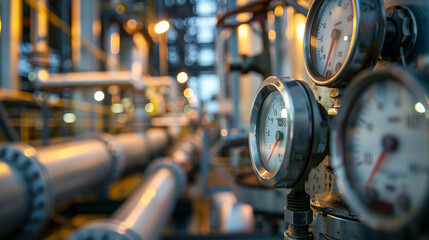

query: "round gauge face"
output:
345 79 429 220
311 0 354 79
257 90 288 173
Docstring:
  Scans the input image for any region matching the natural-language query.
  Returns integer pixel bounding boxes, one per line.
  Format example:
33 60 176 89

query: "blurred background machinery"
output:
0 0 428 239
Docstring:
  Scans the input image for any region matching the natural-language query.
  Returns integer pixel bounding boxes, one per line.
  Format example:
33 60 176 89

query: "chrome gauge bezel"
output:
303 0 385 87
249 77 327 188
331 66 429 231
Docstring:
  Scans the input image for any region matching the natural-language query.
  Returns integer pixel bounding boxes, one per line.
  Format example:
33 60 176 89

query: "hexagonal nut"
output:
284 208 313 226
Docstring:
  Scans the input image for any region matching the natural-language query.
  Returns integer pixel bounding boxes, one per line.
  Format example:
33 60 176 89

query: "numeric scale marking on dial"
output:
345 79 429 218
314 0 354 78
261 92 288 172
250 77 329 188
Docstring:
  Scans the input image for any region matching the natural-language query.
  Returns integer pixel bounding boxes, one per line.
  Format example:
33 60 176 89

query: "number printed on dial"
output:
258 91 289 173
313 0 354 78
345 80 429 217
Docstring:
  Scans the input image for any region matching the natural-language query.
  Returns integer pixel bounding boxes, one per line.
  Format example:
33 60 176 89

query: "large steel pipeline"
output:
0 162 28 233
0 128 170 239
67 131 203 240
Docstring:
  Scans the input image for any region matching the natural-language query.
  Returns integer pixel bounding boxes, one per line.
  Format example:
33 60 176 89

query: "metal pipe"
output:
67 161 185 240
113 167 179 239
67 133 203 240
115 128 170 170
0 162 28 235
0 0 22 90
0 128 170 238
37 139 112 205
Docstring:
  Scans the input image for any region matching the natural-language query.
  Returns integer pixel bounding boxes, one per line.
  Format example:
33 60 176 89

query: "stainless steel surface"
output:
37 139 112 205
37 71 145 89
0 0 22 90
113 167 178 239
331 66 429 231
0 129 170 237
284 209 313 226
303 0 386 87
67 164 183 240
312 210 388 240
67 134 201 240
249 76 329 188
0 162 28 234
0 144 53 238
115 128 169 170
72 0 100 71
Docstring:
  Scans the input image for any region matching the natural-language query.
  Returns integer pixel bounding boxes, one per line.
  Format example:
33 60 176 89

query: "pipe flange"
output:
0 144 52 238
145 159 187 197
95 133 125 187
66 220 142 240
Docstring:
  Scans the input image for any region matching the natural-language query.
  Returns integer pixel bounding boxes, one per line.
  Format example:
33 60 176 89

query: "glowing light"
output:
145 103 155 113
344 36 349 41
177 72 188 84
111 103 124 113
183 88 194 98
28 72 37 81
281 109 287 118
236 12 253 22
94 91 105 102
154 20 170 34
117 114 127 123
63 113 76 123
221 129 228 136
268 30 276 42
274 5 284 17
110 32 120 54
189 96 198 107
415 102 426 113
0 18 2 35
37 69 49 81
108 85 120 95
115 4 126 14
126 19 137 30
238 24 249 40
296 22 305 42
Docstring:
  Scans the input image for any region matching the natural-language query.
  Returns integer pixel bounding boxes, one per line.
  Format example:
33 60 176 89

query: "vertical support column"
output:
71 0 100 71
0 0 22 90
30 0 49 66
159 33 168 76
71 0 100 134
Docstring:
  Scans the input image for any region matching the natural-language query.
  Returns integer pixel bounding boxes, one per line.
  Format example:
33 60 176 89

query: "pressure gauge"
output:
249 77 329 188
304 0 385 87
332 66 429 231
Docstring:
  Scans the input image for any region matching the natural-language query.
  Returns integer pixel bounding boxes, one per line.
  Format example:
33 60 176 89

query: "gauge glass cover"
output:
257 91 288 173
311 0 354 79
344 79 429 224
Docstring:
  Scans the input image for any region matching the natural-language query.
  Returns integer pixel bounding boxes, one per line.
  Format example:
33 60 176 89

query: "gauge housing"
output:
303 0 385 87
331 66 429 231
249 77 329 188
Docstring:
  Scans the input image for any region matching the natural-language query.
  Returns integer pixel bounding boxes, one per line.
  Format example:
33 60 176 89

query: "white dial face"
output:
345 80 429 219
312 0 354 78
258 91 288 173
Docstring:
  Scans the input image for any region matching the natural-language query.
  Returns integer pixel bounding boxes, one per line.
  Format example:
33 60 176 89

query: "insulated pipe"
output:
67 132 203 240
0 129 170 238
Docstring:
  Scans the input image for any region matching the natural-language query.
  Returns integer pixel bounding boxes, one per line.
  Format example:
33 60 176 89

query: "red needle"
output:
267 140 279 165
364 151 387 189
323 28 340 76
